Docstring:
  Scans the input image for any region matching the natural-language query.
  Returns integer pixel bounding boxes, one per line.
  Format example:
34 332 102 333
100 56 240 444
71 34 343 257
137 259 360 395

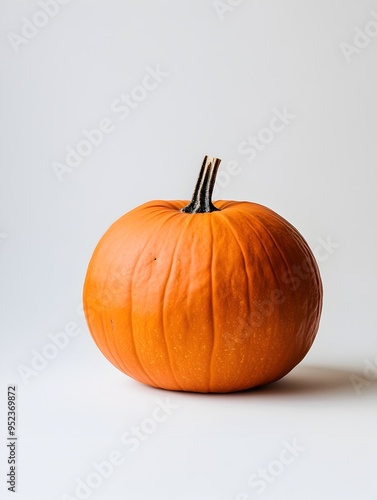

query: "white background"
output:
1 1 377 499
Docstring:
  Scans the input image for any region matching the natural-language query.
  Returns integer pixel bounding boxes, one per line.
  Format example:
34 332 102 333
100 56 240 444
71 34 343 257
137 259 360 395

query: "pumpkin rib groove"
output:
100 313 122 369
208 216 216 392
96 310 136 380
128 222 162 387
159 214 192 391
88 305 113 363
242 215 282 293
128 298 157 387
95 306 111 357
263 211 321 291
107 318 135 379
161 210 199 389
258 214 322 314
291 234 322 308
97 254 133 374
219 214 252 341
251 218 309 356
100 225 159 385
251 214 293 289
282 223 323 308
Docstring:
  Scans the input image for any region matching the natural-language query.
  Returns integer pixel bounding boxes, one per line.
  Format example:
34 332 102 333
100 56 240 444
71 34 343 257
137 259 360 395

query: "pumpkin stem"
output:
181 156 221 214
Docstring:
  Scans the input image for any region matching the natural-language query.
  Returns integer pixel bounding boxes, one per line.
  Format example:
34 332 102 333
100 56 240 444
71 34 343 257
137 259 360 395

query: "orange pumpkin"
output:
83 156 322 393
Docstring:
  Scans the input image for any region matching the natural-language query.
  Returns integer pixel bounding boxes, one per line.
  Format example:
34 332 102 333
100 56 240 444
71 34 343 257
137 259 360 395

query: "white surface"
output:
1 1 377 499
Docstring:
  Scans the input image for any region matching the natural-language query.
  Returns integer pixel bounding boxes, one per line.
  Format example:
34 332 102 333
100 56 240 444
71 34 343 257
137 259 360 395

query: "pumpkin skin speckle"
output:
83 157 322 393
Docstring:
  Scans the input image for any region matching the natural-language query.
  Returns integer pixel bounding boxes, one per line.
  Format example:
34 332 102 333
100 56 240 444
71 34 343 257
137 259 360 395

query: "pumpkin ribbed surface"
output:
83 195 322 393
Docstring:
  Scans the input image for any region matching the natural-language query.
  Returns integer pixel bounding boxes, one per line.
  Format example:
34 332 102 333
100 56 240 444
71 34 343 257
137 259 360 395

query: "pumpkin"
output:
83 156 322 393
